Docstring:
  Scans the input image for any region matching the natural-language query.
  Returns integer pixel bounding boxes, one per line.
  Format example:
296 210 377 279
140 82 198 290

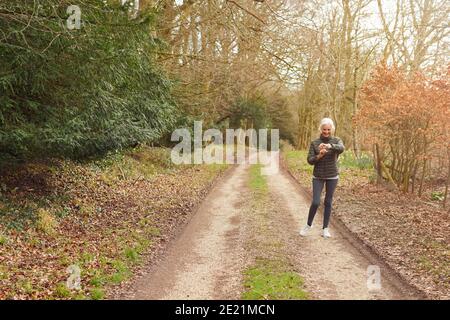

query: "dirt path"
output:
124 164 247 299
266 168 420 299
121 157 422 300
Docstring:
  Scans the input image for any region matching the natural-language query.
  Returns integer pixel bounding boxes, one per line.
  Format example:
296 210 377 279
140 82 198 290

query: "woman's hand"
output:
320 143 332 150
319 143 331 150
317 148 328 159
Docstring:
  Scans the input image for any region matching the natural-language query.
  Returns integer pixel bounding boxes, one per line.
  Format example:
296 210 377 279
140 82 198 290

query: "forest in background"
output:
1 0 449 201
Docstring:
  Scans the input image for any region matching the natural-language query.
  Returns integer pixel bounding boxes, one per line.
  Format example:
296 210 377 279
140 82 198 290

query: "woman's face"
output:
321 124 332 137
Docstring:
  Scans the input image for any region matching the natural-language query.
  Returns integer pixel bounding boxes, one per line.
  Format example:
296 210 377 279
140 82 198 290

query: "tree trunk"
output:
444 148 450 209
374 143 383 184
418 158 427 197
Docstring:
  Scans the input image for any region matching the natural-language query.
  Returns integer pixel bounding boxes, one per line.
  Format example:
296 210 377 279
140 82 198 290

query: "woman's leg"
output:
307 178 325 226
323 179 338 229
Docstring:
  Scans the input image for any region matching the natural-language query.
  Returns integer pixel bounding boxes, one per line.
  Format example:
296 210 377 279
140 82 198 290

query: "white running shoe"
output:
322 228 331 238
299 225 311 237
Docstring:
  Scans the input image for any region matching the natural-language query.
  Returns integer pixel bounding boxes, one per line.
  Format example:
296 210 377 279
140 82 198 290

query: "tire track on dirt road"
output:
124 164 247 299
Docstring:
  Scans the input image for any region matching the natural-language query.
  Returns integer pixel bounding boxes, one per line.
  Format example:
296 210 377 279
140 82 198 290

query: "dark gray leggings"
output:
307 178 338 229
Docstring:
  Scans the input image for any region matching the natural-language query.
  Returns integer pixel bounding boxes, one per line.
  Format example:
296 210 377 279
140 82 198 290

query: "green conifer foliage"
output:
0 1 178 160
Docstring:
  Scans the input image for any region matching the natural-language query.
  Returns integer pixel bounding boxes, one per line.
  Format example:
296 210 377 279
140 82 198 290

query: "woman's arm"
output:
307 142 320 165
330 138 345 155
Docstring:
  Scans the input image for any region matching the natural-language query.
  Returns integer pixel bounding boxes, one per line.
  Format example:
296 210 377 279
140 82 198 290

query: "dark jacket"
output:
307 135 345 179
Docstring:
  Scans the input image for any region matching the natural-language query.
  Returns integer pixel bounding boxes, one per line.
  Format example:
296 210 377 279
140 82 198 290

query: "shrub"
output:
0 234 7 245
0 1 178 161
36 208 58 235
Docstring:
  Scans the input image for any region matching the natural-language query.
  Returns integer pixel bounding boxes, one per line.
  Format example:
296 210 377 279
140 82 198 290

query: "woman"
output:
299 118 344 238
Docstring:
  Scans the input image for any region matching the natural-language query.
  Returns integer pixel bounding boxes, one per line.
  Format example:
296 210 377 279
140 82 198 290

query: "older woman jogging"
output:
299 118 345 238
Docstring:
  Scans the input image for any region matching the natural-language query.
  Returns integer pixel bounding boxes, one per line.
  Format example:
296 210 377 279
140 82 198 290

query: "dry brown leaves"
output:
0 155 228 299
